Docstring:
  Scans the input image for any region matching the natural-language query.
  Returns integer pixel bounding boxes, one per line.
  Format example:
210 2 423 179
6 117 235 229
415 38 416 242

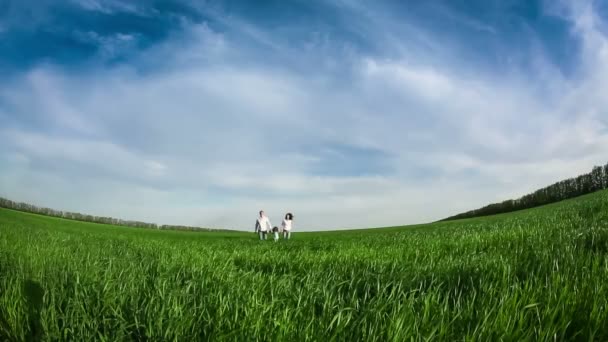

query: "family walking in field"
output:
255 210 294 241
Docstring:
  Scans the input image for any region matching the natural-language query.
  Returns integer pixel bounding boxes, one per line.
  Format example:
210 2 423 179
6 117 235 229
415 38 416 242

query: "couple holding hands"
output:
255 210 294 241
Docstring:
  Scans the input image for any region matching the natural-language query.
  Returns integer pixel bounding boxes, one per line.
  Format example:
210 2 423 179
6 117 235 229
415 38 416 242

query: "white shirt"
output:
256 216 272 232
282 219 293 231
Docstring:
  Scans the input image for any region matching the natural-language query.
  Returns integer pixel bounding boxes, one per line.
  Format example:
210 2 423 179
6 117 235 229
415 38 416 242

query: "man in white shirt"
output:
255 210 272 240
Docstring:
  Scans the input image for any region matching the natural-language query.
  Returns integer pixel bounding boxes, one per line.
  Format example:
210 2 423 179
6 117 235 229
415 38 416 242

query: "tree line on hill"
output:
443 162 608 221
3 161 607 228
0 197 230 232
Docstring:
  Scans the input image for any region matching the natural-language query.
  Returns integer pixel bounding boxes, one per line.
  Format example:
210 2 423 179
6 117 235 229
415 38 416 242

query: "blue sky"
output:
1 0 607 230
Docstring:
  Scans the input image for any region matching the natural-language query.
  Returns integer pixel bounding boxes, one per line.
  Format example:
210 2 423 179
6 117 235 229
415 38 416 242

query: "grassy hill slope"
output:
1 190 607 340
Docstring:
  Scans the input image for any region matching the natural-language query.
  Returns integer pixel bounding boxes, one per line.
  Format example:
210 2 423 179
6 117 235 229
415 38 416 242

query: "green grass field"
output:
1 191 608 341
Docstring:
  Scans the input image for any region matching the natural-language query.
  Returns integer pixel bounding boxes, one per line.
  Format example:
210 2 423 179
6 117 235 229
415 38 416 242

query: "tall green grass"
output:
1 191 608 340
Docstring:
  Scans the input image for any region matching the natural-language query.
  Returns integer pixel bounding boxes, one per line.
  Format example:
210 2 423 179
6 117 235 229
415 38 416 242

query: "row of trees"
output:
0 197 229 232
443 162 608 221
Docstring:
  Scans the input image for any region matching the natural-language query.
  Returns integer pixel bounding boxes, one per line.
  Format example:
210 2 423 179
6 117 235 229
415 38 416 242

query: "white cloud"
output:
1 3 608 230
71 0 142 15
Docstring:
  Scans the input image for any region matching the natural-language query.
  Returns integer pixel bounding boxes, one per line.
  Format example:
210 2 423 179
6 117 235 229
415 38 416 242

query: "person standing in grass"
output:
282 213 294 239
272 226 280 242
255 210 272 240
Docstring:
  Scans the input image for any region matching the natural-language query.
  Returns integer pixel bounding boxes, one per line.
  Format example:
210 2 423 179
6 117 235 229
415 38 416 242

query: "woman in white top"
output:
281 213 294 239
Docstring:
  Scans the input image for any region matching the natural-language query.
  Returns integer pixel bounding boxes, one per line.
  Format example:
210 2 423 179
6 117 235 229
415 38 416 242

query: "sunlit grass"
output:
1 191 607 340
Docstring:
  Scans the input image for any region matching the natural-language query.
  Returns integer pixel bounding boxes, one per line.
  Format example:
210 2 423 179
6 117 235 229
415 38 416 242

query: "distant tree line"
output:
443 162 608 221
0 197 231 232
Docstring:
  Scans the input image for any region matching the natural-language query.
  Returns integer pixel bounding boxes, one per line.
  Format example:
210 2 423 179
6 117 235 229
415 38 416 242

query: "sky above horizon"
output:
1 0 608 231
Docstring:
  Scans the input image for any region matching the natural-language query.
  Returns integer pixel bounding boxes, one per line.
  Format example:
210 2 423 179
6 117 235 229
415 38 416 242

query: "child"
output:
272 226 280 242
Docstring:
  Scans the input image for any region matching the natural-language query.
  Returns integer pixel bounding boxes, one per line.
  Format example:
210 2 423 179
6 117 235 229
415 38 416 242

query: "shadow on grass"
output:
24 280 44 340
0 308 9 340
574 228 608 254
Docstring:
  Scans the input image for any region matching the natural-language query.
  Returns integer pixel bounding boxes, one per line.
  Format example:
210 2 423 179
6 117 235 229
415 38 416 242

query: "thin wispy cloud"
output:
0 0 607 230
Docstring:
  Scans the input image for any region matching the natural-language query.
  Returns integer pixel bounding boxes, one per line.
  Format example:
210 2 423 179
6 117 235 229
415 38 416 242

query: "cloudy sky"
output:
1 0 607 230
